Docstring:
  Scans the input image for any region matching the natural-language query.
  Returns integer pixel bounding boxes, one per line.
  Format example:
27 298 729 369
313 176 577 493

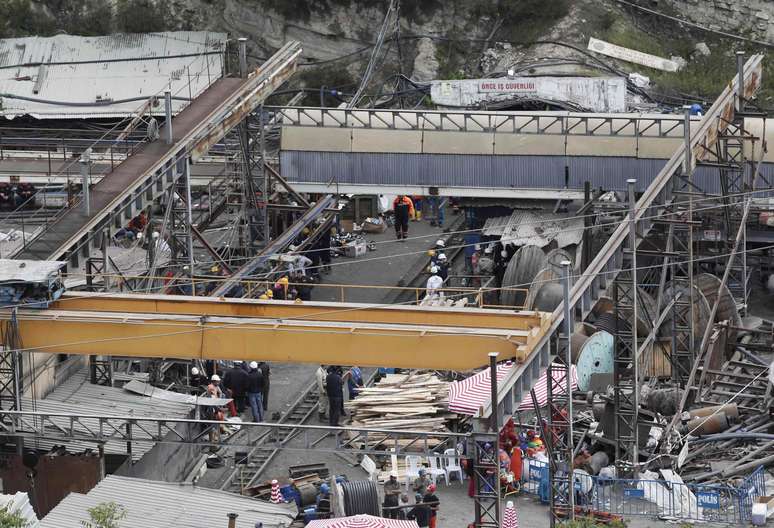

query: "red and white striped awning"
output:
448 362 578 416
307 515 419 528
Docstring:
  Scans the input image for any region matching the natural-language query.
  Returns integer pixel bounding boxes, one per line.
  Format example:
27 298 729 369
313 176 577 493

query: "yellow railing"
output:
63 272 529 310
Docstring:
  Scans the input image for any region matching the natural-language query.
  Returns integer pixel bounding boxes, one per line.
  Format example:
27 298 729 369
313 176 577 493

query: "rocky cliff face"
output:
663 0 774 42
3 0 773 103
164 0 496 83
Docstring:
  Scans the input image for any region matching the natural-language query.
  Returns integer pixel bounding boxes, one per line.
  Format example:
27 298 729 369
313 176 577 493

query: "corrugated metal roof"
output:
40 475 297 528
0 492 39 528
0 32 226 119
483 209 584 248
22 370 195 459
0 258 64 283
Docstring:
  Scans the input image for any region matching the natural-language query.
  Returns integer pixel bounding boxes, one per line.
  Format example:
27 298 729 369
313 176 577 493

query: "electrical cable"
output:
0 48 220 231
148 185 774 275
610 0 774 49
0 51 224 71
0 93 191 107
41 194 774 320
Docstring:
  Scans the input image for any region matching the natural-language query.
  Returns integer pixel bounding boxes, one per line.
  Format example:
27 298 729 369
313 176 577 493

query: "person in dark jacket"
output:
407 493 430 527
258 361 270 412
246 361 264 422
222 362 250 414
326 366 344 426
392 195 415 241
423 484 440 528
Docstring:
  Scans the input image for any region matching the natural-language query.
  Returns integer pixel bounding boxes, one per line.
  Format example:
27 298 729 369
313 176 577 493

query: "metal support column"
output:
613 179 640 477
164 90 173 144
79 149 91 216
543 262 576 525
0 310 22 412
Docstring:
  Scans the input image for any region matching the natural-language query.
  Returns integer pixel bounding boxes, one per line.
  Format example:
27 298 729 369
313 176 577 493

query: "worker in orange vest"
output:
393 195 415 241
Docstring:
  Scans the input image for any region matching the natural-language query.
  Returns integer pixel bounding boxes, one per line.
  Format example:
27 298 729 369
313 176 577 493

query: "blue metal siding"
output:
281 150 765 194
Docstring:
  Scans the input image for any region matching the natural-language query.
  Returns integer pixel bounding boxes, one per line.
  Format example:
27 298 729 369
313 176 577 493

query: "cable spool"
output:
532 283 563 312
593 311 628 335
500 245 546 308
525 268 559 311
575 331 614 391
341 480 380 516
297 483 318 507
545 248 574 273
696 273 742 338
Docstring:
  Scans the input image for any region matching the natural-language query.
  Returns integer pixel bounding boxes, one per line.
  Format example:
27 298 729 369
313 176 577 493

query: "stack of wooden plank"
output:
345 372 452 449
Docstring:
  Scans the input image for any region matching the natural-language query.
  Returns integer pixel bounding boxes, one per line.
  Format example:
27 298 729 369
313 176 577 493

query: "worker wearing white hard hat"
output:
435 239 445 248
246 361 264 422
425 266 444 302
190 367 207 389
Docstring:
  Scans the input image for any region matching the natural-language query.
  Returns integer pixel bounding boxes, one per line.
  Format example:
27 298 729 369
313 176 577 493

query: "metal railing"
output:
0 409 469 458
266 106 689 138
519 458 766 524
63 271 529 309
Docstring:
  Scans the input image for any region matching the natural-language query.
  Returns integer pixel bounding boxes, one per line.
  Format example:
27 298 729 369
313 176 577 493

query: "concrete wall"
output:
115 424 202 482
22 353 87 400
431 77 627 112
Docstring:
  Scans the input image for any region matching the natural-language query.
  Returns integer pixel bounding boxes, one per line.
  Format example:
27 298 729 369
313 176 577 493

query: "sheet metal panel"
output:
352 128 422 153
281 150 742 195
23 370 195 459
0 32 226 119
422 130 494 154
39 475 297 528
280 126 352 152
494 134 566 156
637 137 682 159
567 135 636 157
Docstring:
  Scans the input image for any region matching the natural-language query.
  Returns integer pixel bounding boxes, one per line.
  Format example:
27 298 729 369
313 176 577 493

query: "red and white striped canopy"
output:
307 515 419 528
502 500 520 528
448 362 578 416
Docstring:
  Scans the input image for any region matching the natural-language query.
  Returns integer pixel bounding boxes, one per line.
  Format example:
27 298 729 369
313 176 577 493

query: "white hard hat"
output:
234 360 242 364
501 250 508 258
390 471 398 478
438 253 447 261
474 244 481 251
136 232 143 240
211 374 221 382
152 231 160 239
191 367 200 376
249 361 258 369
430 266 439 274
435 239 445 247
484 246 493 254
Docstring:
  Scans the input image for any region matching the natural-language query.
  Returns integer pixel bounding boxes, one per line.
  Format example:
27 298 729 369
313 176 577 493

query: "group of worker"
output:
392 195 447 241
316 365 364 427
383 470 440 526
258 272 314 302
191 360 271 423
425 239 449 301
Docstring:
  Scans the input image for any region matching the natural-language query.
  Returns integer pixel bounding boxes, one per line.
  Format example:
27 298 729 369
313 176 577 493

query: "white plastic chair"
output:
428 455 447 485
443 448 464 484
404 455 422 489
360 454 378 482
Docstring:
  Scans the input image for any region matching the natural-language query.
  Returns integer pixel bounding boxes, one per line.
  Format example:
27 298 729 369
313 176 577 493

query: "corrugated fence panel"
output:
282 150 766 194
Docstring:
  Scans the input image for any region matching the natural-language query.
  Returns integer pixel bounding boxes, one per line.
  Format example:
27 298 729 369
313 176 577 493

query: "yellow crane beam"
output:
2 293 550 370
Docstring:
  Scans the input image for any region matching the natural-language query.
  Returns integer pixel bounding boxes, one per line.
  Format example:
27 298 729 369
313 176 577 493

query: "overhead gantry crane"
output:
0 287 551 528
0 291 550 371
